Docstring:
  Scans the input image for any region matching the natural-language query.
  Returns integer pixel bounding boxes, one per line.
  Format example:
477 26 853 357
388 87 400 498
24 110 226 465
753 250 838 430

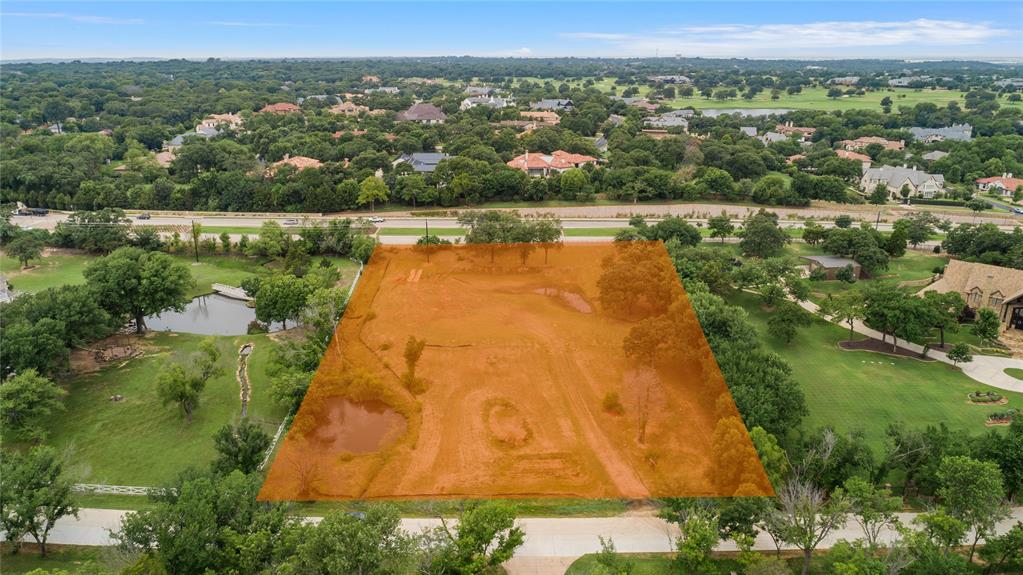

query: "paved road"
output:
14 204 1021 234
801 298 1023 392
21 507 1023 575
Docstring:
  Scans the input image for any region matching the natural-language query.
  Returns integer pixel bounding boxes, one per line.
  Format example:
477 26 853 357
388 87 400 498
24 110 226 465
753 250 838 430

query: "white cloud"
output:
2 12 142 25
561 19 1014 58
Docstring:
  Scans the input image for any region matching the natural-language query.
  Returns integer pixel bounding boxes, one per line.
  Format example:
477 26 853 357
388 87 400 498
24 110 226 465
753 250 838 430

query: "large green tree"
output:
0 446 79 557
0 369 66 441
83 247 193 334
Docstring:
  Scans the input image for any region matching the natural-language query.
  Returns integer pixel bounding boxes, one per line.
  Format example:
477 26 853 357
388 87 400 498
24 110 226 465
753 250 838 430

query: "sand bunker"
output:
259 242 772 500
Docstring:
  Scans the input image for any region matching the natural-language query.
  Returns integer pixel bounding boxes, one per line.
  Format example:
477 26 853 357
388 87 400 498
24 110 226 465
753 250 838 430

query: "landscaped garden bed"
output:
986 408 1019 426
969 391 1007 405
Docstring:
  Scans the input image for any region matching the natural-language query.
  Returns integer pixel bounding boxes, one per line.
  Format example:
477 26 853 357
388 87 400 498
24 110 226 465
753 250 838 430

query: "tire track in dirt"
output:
546 343 650 499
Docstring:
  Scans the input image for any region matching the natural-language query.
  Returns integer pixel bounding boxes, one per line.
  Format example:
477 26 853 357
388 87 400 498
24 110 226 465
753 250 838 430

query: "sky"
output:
1 1 1021 62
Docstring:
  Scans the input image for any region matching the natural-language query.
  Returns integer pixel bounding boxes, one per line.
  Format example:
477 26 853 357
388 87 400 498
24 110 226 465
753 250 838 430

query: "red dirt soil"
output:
259 242 772 501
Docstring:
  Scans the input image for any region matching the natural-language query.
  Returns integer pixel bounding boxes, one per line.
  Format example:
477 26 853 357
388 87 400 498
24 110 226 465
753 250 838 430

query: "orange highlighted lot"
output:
259 242 772 500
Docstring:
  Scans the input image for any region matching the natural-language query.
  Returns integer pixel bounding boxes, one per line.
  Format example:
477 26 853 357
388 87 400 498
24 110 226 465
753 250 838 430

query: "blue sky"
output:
2 2 1021 61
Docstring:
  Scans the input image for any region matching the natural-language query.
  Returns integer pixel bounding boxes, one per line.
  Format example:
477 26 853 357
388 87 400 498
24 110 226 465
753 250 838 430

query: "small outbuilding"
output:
801 255 861 280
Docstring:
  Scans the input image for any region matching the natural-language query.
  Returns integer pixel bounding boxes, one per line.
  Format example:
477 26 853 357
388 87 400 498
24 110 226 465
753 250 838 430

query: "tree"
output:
358 176 389 210
965 197 991 216
947 343 973 367
868 183 888 205
884 227 908 258
189 221 202 263
83 247 192 334
212 419 272 475
592 536 634 575
835 477 901 548
979 521 1023 575
880 96 893 113
739 210 789 258
971 307 1001 344
0 369 66 441
767 302 812 344
707 213 734 243
921 290 964 348
819 289 865 343
429 501 525 574
0 446 79 557
288 504 415 574
773 478 849 575
674 510 719 575
117 470 300 574
255 274 311 329
157 338 223 423
827 87 843 99
801 222 827 246
937 455 1009 561
5 234 44 268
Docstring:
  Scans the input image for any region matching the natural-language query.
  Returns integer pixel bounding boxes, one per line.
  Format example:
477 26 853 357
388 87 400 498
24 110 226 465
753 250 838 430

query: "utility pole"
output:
875 211 880 231
425 218 430 263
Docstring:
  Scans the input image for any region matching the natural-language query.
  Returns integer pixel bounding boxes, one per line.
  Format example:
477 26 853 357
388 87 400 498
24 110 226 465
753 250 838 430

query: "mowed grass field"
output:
44 332 286 486
0 251 359 298
728 291 1023 449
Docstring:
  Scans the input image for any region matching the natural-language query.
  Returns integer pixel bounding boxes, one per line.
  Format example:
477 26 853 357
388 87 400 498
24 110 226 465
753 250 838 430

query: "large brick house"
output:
919 260 1023 331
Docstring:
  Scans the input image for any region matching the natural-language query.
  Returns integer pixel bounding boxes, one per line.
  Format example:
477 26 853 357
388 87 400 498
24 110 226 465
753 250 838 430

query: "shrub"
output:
969 391 1003 403
602 391 625 415
808 267 827 282
836 264 857 283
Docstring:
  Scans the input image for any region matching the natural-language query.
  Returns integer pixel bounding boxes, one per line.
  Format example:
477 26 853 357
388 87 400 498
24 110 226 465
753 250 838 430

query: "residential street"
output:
21 506 1023 574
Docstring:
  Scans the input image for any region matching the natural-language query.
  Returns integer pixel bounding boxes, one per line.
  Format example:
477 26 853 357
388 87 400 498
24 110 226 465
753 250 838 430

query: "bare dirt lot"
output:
259 242 771 501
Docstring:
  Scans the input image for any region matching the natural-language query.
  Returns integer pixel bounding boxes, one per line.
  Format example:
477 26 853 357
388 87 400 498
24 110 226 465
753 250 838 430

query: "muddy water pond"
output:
309 398 407 454
145 294 284 335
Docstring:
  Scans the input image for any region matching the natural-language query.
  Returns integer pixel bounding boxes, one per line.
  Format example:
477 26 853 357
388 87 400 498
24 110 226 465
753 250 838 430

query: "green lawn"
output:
0 545 110 575
0 253 90 293
0 251 352 298
44 332 286 486
1006 368 1023 382
728 291 1023 449
567 553 816 575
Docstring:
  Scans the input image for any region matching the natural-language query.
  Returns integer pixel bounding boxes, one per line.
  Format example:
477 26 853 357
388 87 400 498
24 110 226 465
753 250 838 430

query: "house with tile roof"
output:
268 155 323 175
396 102 446 124
520 111 560 125
259 102 301 114
976 174 1023 197
919 259 1023 330
836 149 871 165
506 150 597 177
775 122 816 142
330 102 370 116
198 113 243 131
839 136 904 151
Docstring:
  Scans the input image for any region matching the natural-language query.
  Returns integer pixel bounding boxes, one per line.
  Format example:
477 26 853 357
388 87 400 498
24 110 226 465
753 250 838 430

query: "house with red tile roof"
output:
839 136 904 151
329 102 370 116
836 149 872 164
507 150 597 177
268 154 323 175
259 102 301 114
976 174 1023 197
775 122 816 142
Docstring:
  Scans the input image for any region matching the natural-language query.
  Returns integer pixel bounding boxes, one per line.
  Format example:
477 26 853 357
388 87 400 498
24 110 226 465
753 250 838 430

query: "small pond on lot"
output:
308 398 407 454
145 293 284 335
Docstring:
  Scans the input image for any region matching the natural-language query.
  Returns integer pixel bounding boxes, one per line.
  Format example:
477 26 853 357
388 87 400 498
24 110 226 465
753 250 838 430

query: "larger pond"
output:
699 108 795 118
145 293 284 335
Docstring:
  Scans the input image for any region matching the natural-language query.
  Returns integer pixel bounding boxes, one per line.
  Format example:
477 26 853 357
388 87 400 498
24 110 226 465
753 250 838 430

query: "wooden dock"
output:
211 283 252 301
